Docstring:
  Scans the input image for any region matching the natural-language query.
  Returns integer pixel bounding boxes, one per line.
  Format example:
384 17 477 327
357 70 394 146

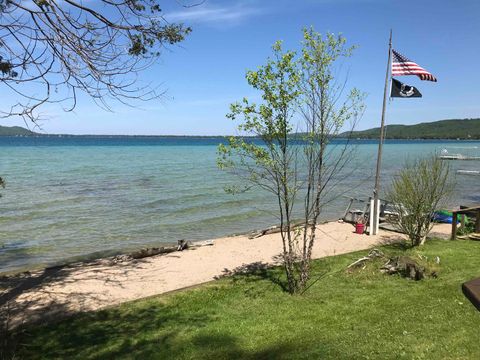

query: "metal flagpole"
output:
371 30 392 235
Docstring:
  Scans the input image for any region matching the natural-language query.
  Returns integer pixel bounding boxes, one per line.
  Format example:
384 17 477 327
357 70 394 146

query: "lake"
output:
1 136 479 273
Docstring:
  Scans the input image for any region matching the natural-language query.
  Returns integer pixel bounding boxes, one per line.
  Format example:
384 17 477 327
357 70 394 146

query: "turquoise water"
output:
1 137 479 274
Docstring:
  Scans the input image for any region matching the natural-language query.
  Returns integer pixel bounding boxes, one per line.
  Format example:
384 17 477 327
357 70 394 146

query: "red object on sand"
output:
355 223 365 234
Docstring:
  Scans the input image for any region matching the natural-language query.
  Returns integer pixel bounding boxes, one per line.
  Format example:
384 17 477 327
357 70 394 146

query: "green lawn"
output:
12 240 480 359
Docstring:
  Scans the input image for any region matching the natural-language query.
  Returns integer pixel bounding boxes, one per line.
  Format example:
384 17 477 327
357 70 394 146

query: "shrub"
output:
387 155 453 247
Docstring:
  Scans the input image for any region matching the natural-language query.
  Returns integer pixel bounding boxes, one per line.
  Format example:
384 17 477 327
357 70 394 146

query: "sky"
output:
2 0 480 135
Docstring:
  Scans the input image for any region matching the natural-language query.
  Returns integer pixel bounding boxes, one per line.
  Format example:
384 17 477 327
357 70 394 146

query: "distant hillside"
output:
2 118 479 139
0 125 37 136
343 118 480 140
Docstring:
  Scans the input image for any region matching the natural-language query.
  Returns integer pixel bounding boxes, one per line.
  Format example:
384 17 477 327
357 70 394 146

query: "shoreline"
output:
2 135 480 141
0 221 452 328
0 219 324 277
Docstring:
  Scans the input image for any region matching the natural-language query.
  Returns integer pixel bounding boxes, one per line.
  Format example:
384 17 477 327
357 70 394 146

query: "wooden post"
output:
476 209 480 233
451 211 458 240
372 30 392 236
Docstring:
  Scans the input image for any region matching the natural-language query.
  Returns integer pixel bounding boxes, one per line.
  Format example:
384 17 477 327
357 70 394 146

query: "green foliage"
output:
387 155 454 247
12 240 480 359
457 219 475 236
298 28 365 143
344 118 480 139
0 125 36 136
218 35 305 294
128 24 191 56
217 40 300 195
218 28 365 294
0 56 17 78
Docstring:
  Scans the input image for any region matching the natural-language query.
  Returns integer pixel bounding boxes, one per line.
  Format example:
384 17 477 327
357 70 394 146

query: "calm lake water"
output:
1 136 479 273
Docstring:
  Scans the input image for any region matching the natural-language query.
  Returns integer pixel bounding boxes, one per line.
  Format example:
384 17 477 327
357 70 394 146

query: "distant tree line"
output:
342 118 480 140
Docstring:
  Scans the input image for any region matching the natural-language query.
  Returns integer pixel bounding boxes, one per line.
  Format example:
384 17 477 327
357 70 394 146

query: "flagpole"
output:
371 29 392 235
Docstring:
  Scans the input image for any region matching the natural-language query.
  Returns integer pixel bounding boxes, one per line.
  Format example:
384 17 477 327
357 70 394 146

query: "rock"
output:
177 239 188 251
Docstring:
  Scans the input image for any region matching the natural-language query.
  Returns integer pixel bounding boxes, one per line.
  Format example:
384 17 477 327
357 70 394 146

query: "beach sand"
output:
0 221 451 327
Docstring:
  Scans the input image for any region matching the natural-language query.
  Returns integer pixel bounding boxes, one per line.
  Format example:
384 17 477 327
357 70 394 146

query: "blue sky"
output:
3 0 480 135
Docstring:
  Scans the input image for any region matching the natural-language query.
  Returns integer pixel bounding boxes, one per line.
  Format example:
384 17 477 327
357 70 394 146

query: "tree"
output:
218 28 365 294
0 0 191 122
296 29 365 290
386 155 453 247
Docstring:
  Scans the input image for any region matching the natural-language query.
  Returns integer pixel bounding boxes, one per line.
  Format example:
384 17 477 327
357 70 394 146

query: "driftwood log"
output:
114 239 214 262
248 220 318 239
346 249 385 271
130 246 177 259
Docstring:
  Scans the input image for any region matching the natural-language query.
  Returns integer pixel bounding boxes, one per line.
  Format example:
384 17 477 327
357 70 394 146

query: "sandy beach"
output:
1 221 451 327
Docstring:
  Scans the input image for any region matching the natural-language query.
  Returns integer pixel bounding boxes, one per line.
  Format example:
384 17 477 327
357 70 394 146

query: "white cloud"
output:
166 1 261 25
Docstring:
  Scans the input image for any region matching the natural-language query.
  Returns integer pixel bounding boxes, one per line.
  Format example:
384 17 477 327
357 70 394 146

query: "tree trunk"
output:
419 235 427 246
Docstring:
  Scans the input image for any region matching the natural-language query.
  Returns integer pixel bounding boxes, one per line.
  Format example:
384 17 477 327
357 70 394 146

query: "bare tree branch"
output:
0 0 192 122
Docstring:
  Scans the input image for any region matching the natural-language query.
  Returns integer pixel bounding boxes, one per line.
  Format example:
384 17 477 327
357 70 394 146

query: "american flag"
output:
391 49 437 82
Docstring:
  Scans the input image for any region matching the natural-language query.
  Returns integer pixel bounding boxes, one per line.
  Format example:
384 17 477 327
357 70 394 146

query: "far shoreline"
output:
1 134 480 141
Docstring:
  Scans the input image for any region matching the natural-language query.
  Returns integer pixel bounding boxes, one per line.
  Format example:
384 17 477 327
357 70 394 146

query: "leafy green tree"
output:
387 155 453 247
296 29 365 290
218 28 365 294
218 41 301 293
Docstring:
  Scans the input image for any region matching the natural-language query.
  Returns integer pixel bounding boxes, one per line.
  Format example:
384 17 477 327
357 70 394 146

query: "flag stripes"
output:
391 49 437 82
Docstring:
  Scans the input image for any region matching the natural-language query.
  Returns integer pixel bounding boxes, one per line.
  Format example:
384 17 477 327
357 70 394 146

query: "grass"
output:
11 240 480 359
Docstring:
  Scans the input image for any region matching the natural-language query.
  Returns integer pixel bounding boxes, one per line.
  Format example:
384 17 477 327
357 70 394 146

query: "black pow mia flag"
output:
391 78 422 98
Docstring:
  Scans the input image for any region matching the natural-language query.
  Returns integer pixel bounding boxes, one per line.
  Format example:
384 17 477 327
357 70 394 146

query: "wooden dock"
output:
440 155 480 161
457 170 480 176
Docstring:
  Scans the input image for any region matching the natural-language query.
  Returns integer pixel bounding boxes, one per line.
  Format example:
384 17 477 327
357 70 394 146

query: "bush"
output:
387 155 453 247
